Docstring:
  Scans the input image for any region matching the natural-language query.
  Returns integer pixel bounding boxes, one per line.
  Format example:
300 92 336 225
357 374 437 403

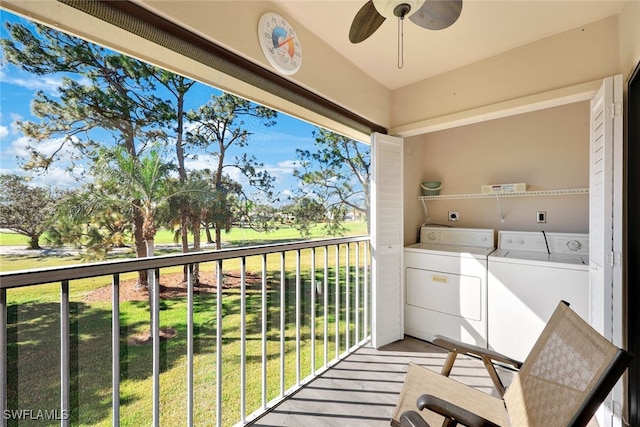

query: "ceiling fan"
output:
349 0 463 44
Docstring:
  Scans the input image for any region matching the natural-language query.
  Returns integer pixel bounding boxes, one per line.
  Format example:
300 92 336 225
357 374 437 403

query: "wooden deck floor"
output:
251 336 515 427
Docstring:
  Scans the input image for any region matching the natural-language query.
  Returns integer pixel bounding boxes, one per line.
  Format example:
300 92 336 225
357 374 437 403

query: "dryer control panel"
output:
420 226 495 249
497 231 589 255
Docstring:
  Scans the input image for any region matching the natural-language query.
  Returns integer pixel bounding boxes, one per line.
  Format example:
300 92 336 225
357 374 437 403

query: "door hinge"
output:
609 252 621 267
607 102 622 118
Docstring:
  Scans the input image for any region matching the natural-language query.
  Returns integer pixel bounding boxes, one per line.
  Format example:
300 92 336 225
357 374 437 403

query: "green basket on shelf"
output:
421 181 442 196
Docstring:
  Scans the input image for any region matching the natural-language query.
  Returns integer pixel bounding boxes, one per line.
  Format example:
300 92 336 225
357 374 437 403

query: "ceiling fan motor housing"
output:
372 0 421 19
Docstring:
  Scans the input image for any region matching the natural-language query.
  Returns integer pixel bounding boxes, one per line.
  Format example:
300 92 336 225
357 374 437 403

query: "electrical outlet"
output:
448 211 459 221
537 211 547 223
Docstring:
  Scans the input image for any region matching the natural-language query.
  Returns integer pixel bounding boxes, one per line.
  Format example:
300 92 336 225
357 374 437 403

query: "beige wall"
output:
403 101 590 244
391 16 619 133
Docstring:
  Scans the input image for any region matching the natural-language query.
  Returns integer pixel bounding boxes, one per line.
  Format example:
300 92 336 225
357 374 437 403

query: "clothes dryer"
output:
404 227 495 348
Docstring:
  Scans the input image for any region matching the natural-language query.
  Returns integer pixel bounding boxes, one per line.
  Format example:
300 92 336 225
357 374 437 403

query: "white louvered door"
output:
589 74 624 427
371 133 404 348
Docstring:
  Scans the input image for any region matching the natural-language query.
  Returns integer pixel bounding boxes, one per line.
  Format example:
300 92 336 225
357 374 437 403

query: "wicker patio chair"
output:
392 301 633 427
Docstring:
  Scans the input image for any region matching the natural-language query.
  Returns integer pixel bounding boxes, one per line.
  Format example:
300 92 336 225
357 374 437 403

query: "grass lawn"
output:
2 223 369 426
0 221 368 250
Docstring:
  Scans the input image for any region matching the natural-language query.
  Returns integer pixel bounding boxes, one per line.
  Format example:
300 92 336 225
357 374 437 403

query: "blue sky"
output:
0 9 319 202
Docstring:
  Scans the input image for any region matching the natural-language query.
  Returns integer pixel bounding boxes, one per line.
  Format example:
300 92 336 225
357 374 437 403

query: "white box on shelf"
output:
481 182 526 194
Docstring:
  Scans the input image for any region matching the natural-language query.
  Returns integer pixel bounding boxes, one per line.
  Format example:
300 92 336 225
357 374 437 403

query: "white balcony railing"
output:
0 236 371 426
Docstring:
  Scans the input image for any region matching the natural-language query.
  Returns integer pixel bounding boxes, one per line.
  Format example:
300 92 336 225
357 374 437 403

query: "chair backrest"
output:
504 301 633 427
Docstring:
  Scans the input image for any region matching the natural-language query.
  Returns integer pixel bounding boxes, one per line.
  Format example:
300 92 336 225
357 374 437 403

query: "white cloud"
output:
8 135 80 162
0 125 9 140
0 166 84 189
277 159 299 170
0 134 88 184
0 65 64 95
259 159 299 182
184 158 213 171
183 158 243 183
29 166 85 189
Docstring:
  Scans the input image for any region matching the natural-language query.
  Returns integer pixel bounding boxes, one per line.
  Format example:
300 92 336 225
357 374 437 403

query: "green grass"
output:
0 232 28 246
0 221 368 249
1 223 370 426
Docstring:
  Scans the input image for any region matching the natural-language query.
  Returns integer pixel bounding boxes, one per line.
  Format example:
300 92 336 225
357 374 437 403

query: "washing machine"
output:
487 230 589 361
404 226 495 348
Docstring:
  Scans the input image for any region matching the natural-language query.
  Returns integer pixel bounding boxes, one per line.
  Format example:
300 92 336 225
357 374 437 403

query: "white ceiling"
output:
274 0 625 90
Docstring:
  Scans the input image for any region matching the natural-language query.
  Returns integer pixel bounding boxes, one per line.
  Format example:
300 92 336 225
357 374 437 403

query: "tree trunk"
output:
191 213 201 284
215 225 222 251
180 207 190 282
175 86 190 282
145 239 155 340
205 225 214 244
27 234 41 250
132 207 148 289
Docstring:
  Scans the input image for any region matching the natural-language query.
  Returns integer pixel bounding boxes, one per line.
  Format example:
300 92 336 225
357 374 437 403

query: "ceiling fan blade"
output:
349 1 386 43
409 0 463 30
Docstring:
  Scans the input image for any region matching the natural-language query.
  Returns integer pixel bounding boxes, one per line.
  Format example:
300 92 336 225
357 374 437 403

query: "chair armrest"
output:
432 335 522 397
416 394 501 427
432 335 522 369
399 410 431 427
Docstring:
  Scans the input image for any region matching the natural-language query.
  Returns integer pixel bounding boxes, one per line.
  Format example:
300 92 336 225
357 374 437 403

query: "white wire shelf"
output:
418 188 589 201
419 188 589 223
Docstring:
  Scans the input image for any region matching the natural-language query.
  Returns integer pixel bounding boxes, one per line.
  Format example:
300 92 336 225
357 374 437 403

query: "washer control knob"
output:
427 232 437 241
518 239 525 245
567 240 582 251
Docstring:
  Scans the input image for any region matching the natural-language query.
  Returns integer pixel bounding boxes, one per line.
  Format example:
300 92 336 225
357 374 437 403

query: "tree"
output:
2 21 174 285
186 93 277 249
281 197 326 237
161 170 218 283
145 69 198 281
92 146 175 258
293 128 371 234
0 174 63 249
48 188 131 260
2 21 284 262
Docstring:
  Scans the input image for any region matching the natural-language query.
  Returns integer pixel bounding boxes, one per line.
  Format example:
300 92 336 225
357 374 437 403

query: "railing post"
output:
295 250 301 385
60 281 70 427
310 247 316 375
355 243 361 345
111 275 120 427
1 288 6 427
364 243 370 339
187 264 194 426
345 244 350 352
261 254 268 409
335 245 340 359
279 252 285 396
323 247 329 367
150 267 160 427
216 260 223 427
240 257 247 423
